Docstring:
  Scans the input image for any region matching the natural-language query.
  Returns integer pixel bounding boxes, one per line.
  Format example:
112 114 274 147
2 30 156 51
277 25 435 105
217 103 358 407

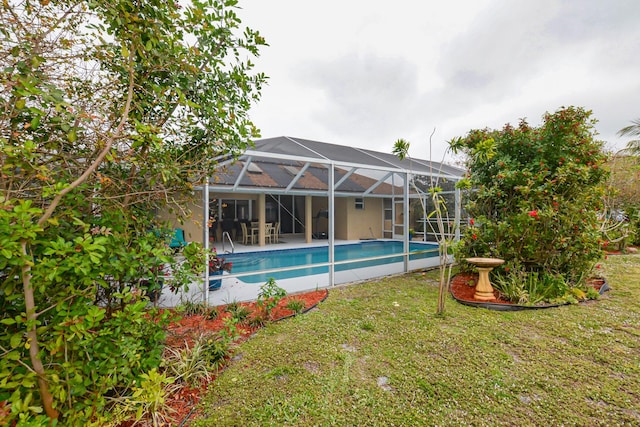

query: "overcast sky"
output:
238 0 640 163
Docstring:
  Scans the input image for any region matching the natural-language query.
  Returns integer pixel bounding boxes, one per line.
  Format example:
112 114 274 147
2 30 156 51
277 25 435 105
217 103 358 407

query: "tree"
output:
606 117 640 250
393 132 457 315
618 117 640 155
0 0 266 423
603 153 640 250
450 107 608 302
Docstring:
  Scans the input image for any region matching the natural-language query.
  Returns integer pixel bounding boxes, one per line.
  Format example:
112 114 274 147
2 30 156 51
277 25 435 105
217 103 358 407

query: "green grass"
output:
194 256 640 426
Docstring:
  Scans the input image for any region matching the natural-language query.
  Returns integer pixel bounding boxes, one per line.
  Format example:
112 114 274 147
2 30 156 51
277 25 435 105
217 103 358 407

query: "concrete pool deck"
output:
155 235 442 308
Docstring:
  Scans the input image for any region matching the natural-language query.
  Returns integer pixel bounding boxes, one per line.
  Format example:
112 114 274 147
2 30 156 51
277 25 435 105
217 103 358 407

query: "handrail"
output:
221 231 235 254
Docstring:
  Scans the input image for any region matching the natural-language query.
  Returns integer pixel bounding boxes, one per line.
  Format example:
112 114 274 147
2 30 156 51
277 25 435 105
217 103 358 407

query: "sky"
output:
238 0 640 163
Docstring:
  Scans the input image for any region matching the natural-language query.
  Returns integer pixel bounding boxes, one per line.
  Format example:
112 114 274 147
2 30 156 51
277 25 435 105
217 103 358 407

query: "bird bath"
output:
465 257 505 301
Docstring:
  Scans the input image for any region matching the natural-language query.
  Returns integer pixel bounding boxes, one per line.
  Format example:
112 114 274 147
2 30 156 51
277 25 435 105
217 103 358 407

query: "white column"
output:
328 163 335 287
203 178 210 304
305 195 313 243
258 194 266 246
455 188 461 241
403 172 409 272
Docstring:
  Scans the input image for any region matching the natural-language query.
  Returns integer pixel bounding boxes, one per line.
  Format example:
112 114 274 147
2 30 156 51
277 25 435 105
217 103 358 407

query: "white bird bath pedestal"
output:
465 257 505 301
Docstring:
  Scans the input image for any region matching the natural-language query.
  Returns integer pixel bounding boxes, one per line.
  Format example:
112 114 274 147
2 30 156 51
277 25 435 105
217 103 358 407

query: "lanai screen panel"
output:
252 137 328 160
211 136 464 195
285 137 398 169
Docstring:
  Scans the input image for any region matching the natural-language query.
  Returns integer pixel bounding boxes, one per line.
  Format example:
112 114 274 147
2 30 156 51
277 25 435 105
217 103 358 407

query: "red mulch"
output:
450 272 513 304
128 289 329 426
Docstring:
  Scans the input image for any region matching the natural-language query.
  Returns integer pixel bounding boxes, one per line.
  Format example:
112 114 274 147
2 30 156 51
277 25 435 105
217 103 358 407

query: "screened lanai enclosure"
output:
166 136 466 305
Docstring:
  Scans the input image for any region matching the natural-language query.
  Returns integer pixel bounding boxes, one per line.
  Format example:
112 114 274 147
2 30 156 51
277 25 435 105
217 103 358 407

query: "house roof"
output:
245 137 464 177
208 136 464 197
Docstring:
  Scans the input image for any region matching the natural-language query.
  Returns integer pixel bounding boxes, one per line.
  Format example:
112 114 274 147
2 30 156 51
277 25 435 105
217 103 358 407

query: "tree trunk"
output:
21 241 59 420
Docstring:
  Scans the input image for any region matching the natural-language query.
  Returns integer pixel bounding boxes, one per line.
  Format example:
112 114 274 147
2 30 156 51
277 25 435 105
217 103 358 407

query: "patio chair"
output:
265 223 273 244
270 221 280 243
169 228 187 250
240 222 255 245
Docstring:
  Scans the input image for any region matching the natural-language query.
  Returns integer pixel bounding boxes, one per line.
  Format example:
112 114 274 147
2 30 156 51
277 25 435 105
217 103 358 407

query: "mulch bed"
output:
162 289 328 425
115 289 328 426
450 272 512 304
165 289 328 348
450 273 608 309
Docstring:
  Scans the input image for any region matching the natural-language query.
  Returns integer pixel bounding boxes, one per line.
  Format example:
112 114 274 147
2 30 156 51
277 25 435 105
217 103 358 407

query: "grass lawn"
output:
194 255 640 426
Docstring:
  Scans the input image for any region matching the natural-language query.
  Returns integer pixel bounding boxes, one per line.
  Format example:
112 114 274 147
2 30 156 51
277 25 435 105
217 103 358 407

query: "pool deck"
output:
155 234 440 308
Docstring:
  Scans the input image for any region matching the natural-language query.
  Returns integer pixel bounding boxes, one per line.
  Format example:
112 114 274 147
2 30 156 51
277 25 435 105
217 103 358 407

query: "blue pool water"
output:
220 240 439 283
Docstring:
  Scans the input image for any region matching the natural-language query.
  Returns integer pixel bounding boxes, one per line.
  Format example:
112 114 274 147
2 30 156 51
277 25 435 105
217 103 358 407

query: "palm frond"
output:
618 118 640 137
620 140 640 156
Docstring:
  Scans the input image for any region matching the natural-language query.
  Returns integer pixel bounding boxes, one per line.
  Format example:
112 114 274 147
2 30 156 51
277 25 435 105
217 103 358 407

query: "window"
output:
355 198 364 210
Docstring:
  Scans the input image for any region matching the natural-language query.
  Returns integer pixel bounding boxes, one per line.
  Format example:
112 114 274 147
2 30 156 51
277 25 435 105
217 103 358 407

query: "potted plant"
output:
409 228 415 240
209 250 233 291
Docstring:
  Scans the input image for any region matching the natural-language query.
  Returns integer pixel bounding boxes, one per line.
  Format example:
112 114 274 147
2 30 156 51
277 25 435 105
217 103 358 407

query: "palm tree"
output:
618 118 640 155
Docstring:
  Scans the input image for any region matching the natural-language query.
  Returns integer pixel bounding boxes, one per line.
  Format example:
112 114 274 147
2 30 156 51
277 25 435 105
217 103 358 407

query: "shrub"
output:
228 305 251 324
203 306 220 320
493 270 570 305
247 311 269 328
179 300 210 316
451 107 608 297
285 298 306 314
0 0 264 422
205 318 240 369
164 339 212 387
224 300 241 314
585 286 601 300
256 278 287 319
111 369 177 427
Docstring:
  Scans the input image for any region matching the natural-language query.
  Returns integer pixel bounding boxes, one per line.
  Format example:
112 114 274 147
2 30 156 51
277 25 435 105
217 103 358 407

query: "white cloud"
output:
239 0 640 161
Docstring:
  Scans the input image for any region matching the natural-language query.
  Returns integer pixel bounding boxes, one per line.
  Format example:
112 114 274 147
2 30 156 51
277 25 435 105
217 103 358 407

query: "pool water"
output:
221 240 439 283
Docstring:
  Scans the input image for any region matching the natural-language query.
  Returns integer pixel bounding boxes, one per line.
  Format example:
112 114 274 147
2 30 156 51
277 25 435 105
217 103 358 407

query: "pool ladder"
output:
221 231 235 254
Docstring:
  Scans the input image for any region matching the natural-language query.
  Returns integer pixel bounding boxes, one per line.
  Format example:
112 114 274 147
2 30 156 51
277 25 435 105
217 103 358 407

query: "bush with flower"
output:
451 107 609 302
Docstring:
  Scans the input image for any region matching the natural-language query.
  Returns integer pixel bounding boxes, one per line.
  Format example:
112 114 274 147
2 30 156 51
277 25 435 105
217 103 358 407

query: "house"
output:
164 136 464 246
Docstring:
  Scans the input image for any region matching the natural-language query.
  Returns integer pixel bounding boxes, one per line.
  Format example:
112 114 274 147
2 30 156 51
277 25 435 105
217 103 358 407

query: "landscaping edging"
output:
450 276 610 311
273 288 329 323
452 296 566 311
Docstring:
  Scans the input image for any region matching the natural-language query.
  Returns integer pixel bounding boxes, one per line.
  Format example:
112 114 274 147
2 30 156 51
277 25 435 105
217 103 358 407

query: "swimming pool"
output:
221 240 439 284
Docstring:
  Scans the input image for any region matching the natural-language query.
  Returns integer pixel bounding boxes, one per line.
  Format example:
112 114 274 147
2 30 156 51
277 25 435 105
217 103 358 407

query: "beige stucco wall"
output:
155 196 204 244
316 197 384 240
343 197 383 240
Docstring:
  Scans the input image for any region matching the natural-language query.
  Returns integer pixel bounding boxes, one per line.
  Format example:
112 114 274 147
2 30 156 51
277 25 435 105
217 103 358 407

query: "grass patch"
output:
194 258 640 426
